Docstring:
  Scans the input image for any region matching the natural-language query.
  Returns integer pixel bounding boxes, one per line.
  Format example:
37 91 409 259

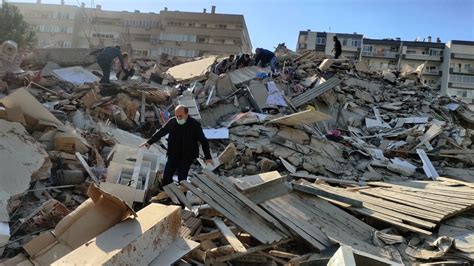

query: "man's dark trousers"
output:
161 156 194 187
97 54 112 83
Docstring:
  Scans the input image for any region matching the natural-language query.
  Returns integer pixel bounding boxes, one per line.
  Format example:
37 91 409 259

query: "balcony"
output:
404 53 442 61
362 50 398 58
453 53 474 60
451 67 474 75
423 69 442 76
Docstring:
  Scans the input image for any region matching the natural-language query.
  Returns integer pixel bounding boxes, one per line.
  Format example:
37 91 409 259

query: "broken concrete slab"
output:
33 48 96 66
166 56 217 83
227 66 266 85
0 120 51 222
53 204 183 265
291 77 341 108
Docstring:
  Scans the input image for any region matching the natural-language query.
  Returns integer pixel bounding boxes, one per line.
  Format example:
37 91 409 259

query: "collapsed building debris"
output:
0 44 473 265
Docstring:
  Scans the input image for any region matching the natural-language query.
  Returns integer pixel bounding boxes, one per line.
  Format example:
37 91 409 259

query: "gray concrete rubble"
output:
0 44 473 265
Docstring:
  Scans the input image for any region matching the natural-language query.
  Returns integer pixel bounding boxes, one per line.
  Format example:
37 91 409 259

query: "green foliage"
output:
0 3 36 49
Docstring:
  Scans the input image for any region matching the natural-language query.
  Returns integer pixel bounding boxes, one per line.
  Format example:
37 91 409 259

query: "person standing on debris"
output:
115 52 135 81
236 54 251 69
332 36 342 59
214 54 235 75
140 105 213 187
254 48 277 73
96 46 125 84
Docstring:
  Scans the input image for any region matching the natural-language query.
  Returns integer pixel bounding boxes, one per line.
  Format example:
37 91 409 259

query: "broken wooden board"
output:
231 171 283 192
166 56 217 83
293 182 363 207
415 124 443 149
267 109 332 126
213 218 247 253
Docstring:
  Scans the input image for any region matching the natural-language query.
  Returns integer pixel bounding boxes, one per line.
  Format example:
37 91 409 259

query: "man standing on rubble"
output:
140 105 213 187
96 46 125 84
332 36 342 59
254 48 277 73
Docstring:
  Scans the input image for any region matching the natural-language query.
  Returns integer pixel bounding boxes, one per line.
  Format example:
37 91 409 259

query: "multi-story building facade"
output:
441 40 474 102
296 30 363 60
361 38 401 71
400 40 444 86
10 1 252 58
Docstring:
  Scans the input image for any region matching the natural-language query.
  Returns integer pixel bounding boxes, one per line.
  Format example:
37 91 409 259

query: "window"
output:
299 43 307 49
449 74 474 84
201 23 207 28
213 38 225 44
351 39 361 47
216 24 227 29
341 38 348 46
188 23 195 27
133 49 149 57
362 45 373 55
92 33 115 39
429 48 442 56
159 33 197 42
158 47 197 57
316 37 326 45
197 37 206 43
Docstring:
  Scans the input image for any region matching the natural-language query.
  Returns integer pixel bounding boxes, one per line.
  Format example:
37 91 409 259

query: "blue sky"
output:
10 0 474 50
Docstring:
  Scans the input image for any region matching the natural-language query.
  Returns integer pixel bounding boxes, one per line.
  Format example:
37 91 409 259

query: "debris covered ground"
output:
1 44 474 265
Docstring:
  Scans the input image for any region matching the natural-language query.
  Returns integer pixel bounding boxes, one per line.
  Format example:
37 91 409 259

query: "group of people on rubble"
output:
213 47 278 75
95 36 342 85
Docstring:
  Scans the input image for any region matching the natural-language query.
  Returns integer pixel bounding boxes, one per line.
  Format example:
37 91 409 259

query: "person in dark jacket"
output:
140 105 213 187
332 36 342 59
254 48 277 73
96 46 124 84
236 54 251 69
214 54 235 75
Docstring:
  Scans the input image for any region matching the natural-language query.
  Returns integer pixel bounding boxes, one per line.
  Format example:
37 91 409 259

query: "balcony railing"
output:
453 53 474 60
424 69 441 75
362 50 398 58
451 67 474 74
404 53 442 61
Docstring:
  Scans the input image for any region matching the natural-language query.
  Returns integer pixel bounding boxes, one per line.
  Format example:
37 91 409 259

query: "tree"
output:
0 3 36 49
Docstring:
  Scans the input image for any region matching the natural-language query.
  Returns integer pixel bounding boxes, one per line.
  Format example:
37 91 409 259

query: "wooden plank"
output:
163 184 180 205
131 148 145 189
257 251 288 265
187 178 273 243
368 182 474 200
293 183 363 207
213 218 247 253
359 189 456 215
262 200 330 250
246 181 292 204
349 207 432 235
231 171 282 192
314 184 444 221
290 173 360 186
181 181 268 243
437 176 474 188
75 152 100 184
297 192 375 237
202 170 290 236
328 246 356 266
213 239 293 262
384 187 473 206
192 226 240 241
167 183 194 210
363 203 437 229
192 175 284 242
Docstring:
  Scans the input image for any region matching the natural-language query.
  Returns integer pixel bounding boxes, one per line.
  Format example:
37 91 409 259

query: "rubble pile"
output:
0 45 473 265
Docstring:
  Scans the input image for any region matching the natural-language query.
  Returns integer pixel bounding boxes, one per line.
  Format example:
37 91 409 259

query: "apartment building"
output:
361 38 401 71
11 1 252 59
400 39 445 86
441 40 474 102
296 30 363 60
10 1 78 48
